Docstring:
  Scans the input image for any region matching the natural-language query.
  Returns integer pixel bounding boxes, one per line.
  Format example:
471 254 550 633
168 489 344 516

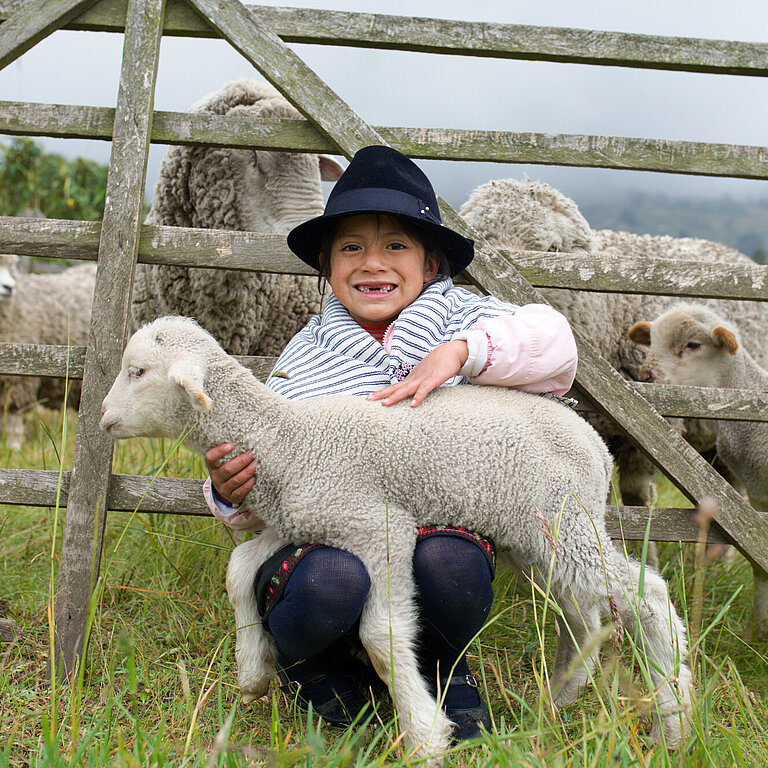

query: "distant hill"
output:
576 191 768 264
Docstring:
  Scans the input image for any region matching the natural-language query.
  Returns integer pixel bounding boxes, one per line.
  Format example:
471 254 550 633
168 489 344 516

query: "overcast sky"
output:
1 0 767 208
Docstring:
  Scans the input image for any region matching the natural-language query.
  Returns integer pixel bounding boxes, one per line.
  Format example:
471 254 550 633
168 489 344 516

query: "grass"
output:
1 405 767 767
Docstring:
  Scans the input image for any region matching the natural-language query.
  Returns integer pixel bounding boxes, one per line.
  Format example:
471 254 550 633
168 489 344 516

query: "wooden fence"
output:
0 0 767 677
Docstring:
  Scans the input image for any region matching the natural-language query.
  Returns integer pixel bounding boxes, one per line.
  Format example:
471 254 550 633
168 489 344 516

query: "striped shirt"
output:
266 276 518 401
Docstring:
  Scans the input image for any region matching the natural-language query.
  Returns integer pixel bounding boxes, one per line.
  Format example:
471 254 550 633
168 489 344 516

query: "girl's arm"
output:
369 303 577 406
467 304 577 395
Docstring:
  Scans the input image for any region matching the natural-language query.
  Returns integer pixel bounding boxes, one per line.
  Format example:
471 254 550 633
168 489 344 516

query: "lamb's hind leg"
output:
358 555 453 762
611 559 693 747
552 599 601 707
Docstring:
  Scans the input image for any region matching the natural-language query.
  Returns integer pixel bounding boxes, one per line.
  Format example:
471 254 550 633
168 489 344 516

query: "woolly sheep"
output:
460 179 768 512
0 254 96 448
100 315 693 758
629 303 768 639
131 79 343 356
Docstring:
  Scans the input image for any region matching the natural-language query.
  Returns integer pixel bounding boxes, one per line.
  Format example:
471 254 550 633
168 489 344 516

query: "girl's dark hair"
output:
316 214 450 291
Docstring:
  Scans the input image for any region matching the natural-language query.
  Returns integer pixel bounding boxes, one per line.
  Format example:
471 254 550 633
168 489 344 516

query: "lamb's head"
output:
0 254 19 299
628 303 739 387
460 178 595 254
191 79 344 233
100 316 221 440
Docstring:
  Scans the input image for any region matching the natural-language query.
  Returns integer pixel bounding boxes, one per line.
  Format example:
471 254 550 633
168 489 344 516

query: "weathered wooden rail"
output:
4 101 768 180
2 216 768 299
0 0 766 677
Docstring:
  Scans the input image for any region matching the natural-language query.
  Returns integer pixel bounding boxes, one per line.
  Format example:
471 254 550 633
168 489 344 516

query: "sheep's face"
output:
0 254 18 300
236 148 344 234
628 306 739 388
100 323 212 440
459 179 596 255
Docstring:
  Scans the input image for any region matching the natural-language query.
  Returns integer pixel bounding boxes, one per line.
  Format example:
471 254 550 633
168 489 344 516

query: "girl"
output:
203 146 577 740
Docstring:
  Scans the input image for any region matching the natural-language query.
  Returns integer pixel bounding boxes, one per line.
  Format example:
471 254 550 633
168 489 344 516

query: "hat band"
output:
325 187 441 226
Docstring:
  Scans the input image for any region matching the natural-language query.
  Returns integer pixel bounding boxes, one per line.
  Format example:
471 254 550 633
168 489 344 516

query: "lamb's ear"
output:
713 326 739 355
319 155 344 181
168 361 212 412
628 321 651 346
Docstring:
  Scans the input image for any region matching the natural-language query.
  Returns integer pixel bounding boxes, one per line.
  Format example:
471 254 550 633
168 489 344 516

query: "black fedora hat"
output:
287 145 474 275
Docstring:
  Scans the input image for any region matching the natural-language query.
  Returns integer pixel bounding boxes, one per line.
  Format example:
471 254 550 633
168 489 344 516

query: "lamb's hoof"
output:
553 691 574 708
240 677 271 703
648 720 686 750
552 680 582 708
647 706 691 750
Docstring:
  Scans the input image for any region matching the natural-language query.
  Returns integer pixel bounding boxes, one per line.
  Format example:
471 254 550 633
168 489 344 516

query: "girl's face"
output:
328 214 439 327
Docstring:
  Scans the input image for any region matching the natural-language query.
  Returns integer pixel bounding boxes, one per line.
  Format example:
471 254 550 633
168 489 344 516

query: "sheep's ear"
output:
628 321 651 346
168 361 212 412
319 155 344 181
713 326 739 355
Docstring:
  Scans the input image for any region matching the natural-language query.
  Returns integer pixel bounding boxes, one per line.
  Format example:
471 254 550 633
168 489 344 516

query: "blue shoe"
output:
440 673 491 742
278 666 368 727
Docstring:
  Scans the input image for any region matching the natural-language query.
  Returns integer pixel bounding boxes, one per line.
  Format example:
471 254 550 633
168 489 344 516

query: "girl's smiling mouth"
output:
354 282 397 295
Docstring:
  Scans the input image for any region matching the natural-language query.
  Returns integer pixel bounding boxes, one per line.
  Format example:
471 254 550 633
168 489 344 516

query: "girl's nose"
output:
360 246 387 270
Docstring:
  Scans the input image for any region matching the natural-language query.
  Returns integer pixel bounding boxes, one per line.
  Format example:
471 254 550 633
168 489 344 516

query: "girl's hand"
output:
205 443 260 504
367 340 469 408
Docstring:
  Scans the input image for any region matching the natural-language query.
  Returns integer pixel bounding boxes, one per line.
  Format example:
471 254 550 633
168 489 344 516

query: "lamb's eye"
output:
685 342 701 352
128 366 145 379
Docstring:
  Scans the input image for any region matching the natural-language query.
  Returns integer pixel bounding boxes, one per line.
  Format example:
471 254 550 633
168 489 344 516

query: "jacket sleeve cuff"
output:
453 329 490 377
210 481 242 517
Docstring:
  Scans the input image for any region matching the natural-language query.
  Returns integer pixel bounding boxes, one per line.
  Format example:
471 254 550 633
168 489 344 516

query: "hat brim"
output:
287 208 474 276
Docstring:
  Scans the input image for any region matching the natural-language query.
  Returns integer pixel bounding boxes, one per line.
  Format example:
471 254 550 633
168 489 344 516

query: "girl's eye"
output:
339 243 361 253
387 242 407 250
128 366 145 379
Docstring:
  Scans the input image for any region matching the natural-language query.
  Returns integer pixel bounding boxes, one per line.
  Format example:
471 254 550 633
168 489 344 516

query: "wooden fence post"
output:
52 0 166 679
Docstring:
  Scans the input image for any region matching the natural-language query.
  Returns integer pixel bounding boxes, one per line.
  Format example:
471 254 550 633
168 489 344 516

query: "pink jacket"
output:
206 302 577 529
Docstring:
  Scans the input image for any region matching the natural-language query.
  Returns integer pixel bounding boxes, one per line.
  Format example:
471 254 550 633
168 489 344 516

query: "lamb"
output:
100 315 693 758
0 254 96 448
131 79 343 356
460 178 768 513
628 303 768 639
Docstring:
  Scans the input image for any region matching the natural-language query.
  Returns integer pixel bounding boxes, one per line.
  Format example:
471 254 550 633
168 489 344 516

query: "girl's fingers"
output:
226 459 260 489
380 376 441 407
217 459 260 500
229 474 257 503
409 380 437 407
367 385 398 401
205 442 233 467
209 449 255 477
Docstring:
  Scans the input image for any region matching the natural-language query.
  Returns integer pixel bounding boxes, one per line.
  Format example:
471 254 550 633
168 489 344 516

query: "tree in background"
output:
0 137 107 220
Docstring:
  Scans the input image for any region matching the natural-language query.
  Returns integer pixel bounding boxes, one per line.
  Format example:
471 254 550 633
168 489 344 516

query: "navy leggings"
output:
267 536 494 708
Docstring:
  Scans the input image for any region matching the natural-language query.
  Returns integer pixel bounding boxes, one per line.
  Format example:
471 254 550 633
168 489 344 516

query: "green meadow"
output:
1 406 766 767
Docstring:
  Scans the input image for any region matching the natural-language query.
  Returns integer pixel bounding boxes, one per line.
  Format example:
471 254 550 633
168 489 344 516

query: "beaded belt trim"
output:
416 524 496 573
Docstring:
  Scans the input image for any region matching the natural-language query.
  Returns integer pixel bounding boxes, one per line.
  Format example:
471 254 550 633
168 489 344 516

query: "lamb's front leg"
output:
226 530 288 701
358 553 453 762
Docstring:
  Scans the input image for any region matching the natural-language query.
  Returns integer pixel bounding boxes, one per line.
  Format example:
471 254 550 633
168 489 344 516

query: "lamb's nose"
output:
638 369 654 383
